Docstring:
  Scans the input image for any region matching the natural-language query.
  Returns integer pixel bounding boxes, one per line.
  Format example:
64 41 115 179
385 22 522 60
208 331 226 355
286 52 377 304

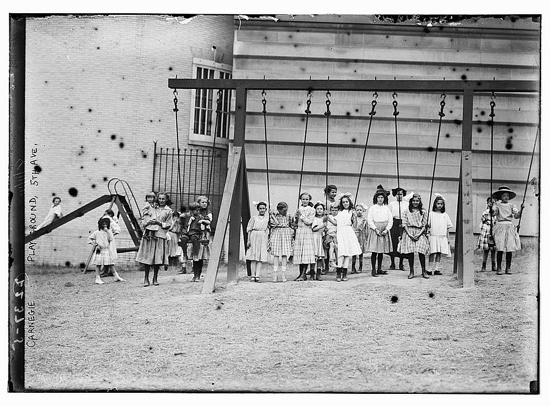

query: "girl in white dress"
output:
427 194 453 276
326 193 362 282
88 218 125 284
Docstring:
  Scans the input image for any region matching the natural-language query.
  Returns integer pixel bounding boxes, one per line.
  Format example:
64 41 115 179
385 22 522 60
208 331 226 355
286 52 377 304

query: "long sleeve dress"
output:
245 214 270 262
335 209 362 258
399 209 430 255
365 204 393 254
293 206 316 264
136 205 173 266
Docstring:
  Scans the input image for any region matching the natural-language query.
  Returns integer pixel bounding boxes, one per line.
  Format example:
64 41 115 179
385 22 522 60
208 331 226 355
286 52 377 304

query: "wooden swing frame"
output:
168 78 539 293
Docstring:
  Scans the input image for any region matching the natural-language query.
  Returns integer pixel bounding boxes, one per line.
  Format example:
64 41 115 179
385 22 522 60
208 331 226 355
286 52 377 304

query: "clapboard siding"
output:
231 15 540 235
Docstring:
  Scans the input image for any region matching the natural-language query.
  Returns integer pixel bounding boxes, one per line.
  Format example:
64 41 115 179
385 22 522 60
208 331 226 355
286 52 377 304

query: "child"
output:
136 192 173 286
311 202 326 281
477 197 496 272
323 185 338 271
197 195 213 243
325 193 362 282
88 218 125 284
351 202 368 274
141 192 158 240
365 187 393 277
323 203 339 273
427 194 453 275
269 201 294 283
388 187 413 270
100 209 121 277
293 192 316 281
245 202 270 282
166 211 181 272
399 193 430 279
36 197 63 230
491 186 524 275
178 202 206 282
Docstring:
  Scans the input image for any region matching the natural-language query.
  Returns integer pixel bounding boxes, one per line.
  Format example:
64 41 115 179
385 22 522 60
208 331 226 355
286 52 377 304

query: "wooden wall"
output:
231 15 540 236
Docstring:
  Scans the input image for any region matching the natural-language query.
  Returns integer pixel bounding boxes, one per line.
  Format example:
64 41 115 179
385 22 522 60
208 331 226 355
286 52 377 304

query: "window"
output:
189 58 232 147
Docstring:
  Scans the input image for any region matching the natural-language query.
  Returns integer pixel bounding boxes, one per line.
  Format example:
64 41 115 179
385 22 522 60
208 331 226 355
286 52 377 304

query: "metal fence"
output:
151 143 228 228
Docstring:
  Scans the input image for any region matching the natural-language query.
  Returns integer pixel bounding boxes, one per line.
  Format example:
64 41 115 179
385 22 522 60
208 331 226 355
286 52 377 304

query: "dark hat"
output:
374 184 390 196
391 187 407 197
492 185 516 200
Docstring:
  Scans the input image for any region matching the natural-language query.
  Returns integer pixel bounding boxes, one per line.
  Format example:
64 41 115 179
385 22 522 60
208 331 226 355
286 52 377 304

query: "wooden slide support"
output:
202 147 246 294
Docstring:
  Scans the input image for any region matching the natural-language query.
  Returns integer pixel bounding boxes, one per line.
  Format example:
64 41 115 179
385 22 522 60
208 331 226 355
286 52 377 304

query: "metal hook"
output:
392 92 398 100
373 91 378 99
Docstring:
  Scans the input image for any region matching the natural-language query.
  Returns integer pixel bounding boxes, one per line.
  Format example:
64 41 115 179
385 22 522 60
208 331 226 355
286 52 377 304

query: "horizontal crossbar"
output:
169 79 539 93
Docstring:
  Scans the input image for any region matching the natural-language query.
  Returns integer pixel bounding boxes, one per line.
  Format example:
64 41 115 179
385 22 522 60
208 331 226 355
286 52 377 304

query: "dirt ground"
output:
23 249 538 393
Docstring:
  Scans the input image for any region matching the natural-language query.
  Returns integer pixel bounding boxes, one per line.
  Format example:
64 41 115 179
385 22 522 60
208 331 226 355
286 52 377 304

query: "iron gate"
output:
151 142 228 228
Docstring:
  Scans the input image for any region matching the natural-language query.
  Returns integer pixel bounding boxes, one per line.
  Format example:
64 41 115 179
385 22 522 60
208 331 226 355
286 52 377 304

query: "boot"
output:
408 270 414 279
196 261 203 281
422 269 430 279
491 262 497 272
371 267 378 277
336 268 342 282
342 268 348 282
399 259 405 271
357 260 363 273
295 265 307 281
480 262 487 272
351 258 357 274
315 268 323 281
191 262 198 282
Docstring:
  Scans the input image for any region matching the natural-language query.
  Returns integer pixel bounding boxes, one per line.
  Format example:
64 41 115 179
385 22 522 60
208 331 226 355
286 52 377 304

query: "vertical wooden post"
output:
226 87 247 282
453 163 463 275
458 89 475 288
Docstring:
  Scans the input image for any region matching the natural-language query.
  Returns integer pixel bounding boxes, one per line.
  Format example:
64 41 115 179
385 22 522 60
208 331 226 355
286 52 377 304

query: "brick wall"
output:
25 15 234 266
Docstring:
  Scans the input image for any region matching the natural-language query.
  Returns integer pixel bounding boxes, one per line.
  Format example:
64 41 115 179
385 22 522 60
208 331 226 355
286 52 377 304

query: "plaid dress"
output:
476 209 495 251
399 209 430 255
293 206 316 264
268 213 294 257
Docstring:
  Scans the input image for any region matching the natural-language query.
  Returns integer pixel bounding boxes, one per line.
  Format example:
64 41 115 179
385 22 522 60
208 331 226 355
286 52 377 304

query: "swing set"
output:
168 78 538 294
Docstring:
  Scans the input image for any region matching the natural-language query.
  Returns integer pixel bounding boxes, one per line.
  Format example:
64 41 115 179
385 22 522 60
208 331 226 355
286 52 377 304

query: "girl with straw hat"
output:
491 186 524 275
